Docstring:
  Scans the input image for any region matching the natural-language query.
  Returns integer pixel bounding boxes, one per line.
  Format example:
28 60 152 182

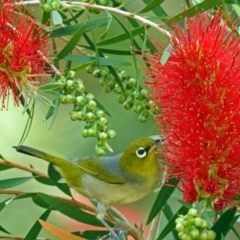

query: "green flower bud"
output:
117 94 127 104
76 83 85 93
188 208 198 217
123 99 134 110
104 81 115 93
175 217 184 224
199 230 208 240
207 230 216 240
175 223 184 232
201 219 208 229
67 70 76 79
96 110 105 118
127 78 137 88
75 96 85 106
133 103 144 113
141 88 149 98
81 129 89 138
98 117 108 127
139 111 149 123
88 128 97 137
99 77 109 87
182 220 189 227
113 0 122 5
95 145 105 156
97 0 109 5
178 232 184 240
89 8 101 14
107 130 116 139
114 84 122 94
85 65 94 74
66 79 75 90
85 112 95 122
51 1 60 10
87 100 97 110
86 93 95 101
189 228 200 239
66 94 74 104
70 111 78 121
76 111 85 121
120 70 128 81
98 132 108 140
181 233 191 240
43 3 52 12
194 217 203 228
100 68 109 77
93 69 101 78
59 95 67 104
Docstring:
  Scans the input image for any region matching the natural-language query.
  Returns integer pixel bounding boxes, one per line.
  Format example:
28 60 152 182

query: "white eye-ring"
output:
136 147 147 158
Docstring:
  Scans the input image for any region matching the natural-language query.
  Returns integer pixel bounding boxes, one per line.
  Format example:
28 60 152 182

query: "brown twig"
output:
147 212 161 240
0 159 49 179
0 236 50 240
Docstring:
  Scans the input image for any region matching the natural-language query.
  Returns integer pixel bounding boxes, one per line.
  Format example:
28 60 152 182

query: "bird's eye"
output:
136 147 147 158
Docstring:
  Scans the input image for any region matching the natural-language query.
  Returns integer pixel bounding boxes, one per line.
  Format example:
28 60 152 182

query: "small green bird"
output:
14 137 160 221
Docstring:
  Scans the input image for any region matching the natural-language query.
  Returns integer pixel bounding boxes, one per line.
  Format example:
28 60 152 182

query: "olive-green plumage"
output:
15 137 159 219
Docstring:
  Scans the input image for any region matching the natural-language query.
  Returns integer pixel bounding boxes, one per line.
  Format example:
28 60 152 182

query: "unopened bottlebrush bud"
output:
66 94 74 104
96 110 105 118
43 3 52 12
67 70 76 79
93 69 101 78
139 111 148 122
86 93 95 101
76 83 85 93
114 84 122 94
107 130 116 139
66 79 75 90
85 65 94 74
95 145 105 156
127 78 137 88
98 117 108 127
199 230 208 240
133 103 144 113
51 1 60 10
87 100 97 110
59 95 67 104
188 208 198 217
98 132 108 140
75 96 85 106
81 129 89 138
85 112 95 122
189 229 200 239
123 99 134 110
88 128 96 137
207 230 216 240
70 111 78 121
76 111 85 120
194 217 203 227
118 94 126 104
175 223 184 232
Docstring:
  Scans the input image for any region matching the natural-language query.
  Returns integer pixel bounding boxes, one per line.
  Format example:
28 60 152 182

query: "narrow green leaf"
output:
38 193 108 227
147 178 179 224
0 225 11 234
167 0 223 23
56 24 85 60
0 198 12 212
0 177 33 189
52 10 63 25
100 11 112 39
160 44 172 65
221 234 226 240
157 205 188 240
63 9 84 24
138 0 164 14
74 230 109 239
97 26 145 46
64 55 131 66
36 95 55 107
70 60 96 72
48 163 72 197
33 174 54 186
224 213 240 236
32 195 50 209
38 83 63 91
0 165 12 171
211 207 237 239
13 192 37 200
232 225 240 240
50 18 110 38
24 208 51 240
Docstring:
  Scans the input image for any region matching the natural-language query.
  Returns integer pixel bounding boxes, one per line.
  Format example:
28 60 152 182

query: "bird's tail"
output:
13 145 70 169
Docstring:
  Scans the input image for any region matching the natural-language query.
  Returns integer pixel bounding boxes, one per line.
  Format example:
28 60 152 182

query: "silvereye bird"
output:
14 137 160 222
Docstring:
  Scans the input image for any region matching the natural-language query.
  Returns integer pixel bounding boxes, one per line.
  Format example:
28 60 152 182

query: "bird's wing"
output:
70 156 128 185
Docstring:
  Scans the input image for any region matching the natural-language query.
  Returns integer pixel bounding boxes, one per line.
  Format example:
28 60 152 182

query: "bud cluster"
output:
41 0 123 13
40 0 66 12
175 209 216 240
58 71 116 155
86 64 158 122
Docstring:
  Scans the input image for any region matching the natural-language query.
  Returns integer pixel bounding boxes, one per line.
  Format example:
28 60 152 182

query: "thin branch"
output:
0 159 49 179
0 236 49 240
147 212 161 240
18 1 172 40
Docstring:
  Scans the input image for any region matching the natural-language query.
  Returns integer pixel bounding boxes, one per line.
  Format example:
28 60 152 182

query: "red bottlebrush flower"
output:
0 0 50 109
145 11 240 208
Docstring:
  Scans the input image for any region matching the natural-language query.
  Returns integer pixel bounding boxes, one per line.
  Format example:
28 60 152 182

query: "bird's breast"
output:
80 173 158 205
